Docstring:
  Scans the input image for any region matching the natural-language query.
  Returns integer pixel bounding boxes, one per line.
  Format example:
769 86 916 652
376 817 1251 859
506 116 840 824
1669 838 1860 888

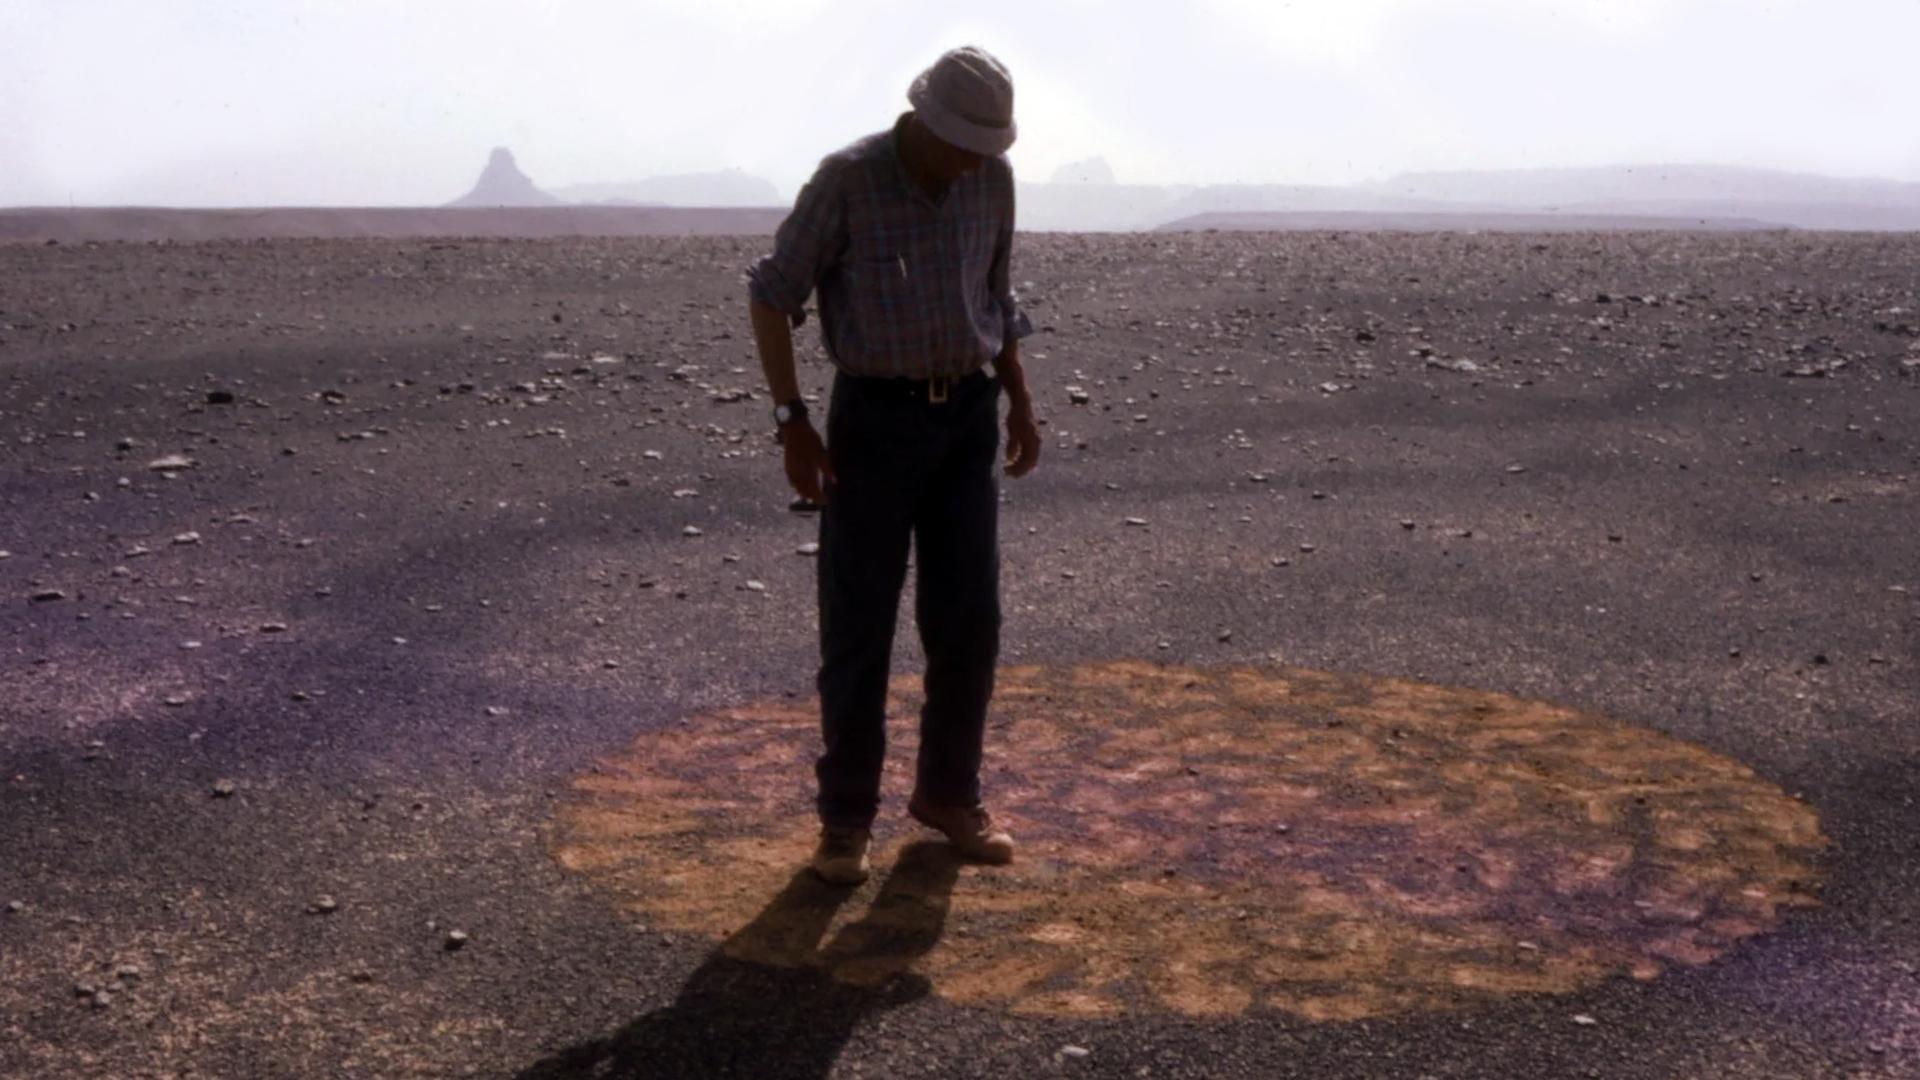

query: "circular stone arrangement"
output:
553 661 1825 1020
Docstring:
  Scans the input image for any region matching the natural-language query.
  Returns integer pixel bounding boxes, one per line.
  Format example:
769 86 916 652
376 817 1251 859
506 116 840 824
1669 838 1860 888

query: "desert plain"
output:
2 229 1917 1078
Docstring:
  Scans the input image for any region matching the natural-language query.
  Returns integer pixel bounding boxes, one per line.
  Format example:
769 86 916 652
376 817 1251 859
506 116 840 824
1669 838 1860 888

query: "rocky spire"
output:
449 147 559 207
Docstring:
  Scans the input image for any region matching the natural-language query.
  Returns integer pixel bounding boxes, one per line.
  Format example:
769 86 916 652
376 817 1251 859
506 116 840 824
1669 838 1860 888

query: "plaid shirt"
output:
747 113 1033 379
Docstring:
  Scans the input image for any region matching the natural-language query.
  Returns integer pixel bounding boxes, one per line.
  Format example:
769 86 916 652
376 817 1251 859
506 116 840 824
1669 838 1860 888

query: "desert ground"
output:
2 230 1917 1079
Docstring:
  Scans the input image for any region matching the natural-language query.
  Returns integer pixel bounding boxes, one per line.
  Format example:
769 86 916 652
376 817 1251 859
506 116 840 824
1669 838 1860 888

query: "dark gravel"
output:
2 232 1916 1079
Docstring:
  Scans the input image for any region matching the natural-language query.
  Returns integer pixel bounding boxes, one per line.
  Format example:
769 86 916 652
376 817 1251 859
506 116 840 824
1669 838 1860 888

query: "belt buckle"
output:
928 375 951 404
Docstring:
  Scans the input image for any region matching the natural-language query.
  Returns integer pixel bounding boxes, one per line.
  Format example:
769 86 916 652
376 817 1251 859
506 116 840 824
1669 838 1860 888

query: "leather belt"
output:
839 368 990 404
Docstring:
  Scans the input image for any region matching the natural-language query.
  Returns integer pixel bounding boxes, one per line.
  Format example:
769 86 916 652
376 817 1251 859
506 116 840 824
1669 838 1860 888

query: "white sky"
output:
4 0 1918 206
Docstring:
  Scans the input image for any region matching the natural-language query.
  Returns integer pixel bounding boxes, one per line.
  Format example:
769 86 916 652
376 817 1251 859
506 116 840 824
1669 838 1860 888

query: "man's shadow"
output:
517 841 964 1080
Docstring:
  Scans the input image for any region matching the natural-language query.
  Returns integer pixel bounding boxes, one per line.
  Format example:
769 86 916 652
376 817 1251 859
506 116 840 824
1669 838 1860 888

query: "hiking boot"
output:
907 794 1014 865
811 825 872 885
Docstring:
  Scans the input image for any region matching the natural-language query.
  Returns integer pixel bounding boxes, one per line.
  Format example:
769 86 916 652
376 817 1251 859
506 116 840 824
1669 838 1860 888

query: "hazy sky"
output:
5 0 1918 207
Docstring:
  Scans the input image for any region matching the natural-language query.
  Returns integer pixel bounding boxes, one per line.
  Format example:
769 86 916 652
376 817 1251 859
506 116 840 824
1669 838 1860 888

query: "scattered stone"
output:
308 896 338 915
259 621 289 633
1216 629 1233 642
1122 517 1149 527
1299 543 1316 553
172 531 202 545
1425 357 1480 374
796 542 820 556
162 694 190 707
5 900 23 914
205 390 235 405
1400 519 1416 530
1504 464 1527 474
1066 386 1091 405
211 779 238 798
444 929 469 951
484 706 509 718
681 526 703 538
742 580 767 593
1060 1045 1091 1060
146 454 196 472
1572 1013 1598 1026
29 588 66 603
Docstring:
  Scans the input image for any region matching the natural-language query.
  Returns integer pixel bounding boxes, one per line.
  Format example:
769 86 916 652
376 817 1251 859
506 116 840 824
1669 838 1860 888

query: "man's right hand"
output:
782 421 835 504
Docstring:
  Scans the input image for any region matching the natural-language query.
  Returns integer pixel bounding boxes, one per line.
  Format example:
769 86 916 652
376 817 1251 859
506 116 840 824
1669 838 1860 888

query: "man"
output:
746 45 1041 885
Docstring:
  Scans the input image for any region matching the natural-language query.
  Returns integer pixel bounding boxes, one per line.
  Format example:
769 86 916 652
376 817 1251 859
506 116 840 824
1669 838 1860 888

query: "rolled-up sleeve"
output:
989 177 1034 344
747 158 846 327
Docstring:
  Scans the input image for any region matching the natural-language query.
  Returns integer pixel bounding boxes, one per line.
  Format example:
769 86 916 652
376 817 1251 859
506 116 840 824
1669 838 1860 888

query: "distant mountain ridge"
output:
554 170 781 208
1016 163 1920 232
447 147 1920 232
448 150 781 210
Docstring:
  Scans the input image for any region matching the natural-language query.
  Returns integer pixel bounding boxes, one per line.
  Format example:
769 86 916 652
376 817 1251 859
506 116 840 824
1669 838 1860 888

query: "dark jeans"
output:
815 369 1002 828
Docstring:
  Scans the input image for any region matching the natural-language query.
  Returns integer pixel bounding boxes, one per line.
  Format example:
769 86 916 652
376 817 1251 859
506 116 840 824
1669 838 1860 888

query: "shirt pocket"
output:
845 252 926 360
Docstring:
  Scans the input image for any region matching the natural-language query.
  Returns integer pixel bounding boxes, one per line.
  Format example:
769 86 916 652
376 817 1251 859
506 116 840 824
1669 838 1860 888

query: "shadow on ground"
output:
516 841 962 1080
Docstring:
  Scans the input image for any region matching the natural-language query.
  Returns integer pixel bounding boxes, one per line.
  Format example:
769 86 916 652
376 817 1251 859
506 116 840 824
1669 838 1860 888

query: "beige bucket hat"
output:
907 46 1017 156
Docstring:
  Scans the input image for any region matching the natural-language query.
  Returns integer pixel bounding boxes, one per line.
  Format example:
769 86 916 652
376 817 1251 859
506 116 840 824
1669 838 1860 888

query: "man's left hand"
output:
1005 402 1041 478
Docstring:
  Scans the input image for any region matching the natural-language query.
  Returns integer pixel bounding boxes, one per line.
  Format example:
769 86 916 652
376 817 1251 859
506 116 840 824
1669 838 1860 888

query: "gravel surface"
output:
2 232 1917 1079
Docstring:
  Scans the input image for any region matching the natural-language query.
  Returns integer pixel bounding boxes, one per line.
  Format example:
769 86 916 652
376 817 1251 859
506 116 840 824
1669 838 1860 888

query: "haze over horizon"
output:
5 0 1918 208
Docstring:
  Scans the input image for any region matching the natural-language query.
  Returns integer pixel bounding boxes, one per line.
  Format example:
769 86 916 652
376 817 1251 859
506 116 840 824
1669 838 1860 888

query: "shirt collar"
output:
889 111 946 211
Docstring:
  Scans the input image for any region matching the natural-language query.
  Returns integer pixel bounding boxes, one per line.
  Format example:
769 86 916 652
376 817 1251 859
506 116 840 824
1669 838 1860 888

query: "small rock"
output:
1122 517 1149 527
29 588 67 603
1399 519 1416 530
742 580 767 593
796 542 819 556
211 779 237 798
1060 1045 1090 1060
484 706 509 717
162 694 190 707
1572 1013 1598 1026
444 929 469 951
172 531 201 545
309 896 338 915
5 900 23 914
1299 543 1316 553
1066 387 1091 405
259 622 289 633
1504 464 1527 474
147 454 196 472
205 390 235 405
1216 629 1233 643
681 526 703 538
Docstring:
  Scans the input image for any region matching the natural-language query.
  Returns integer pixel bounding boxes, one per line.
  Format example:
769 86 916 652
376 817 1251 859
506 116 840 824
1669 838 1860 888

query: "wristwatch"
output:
773 398 808 428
